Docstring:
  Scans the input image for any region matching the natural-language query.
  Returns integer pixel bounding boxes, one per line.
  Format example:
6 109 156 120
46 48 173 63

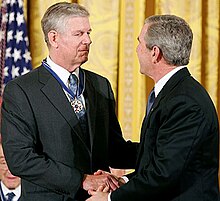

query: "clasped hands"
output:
83 170 125 201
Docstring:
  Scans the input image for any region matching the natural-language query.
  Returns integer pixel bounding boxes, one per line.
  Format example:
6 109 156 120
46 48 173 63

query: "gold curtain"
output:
77 0 146 142
118 0 146 142
78 0 119 98
1 0 220 183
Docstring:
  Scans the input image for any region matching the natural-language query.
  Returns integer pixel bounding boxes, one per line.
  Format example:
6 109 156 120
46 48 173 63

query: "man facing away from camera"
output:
87 14 219 201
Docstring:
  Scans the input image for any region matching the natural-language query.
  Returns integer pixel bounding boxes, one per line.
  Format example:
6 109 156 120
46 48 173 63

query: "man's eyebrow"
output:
73 28 92 33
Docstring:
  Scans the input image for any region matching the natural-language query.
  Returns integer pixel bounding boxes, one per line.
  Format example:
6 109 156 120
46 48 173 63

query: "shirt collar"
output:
1 182 21 200
154 66 186 97
46 56 80 86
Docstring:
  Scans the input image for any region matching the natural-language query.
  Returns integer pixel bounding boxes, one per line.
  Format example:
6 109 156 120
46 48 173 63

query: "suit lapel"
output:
141 67 191 137
136 68 191 167
84 72 97 149
38 66 89 148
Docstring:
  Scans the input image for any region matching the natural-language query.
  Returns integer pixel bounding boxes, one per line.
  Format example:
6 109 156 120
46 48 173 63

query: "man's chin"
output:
81 56 89 63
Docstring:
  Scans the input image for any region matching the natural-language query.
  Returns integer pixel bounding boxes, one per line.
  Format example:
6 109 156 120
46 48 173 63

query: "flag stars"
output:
18 0 23 8
7 30 13 42
1 0 32 88
10 0 17 6
9 12 15 24
23 50 31 63
12 48 21 62
21 67 31 75
5 47 12 58
16 12 24 26
4 66 9 77
15 30 23 44
1 13 8 24
11 65 20 78
24 36 29 46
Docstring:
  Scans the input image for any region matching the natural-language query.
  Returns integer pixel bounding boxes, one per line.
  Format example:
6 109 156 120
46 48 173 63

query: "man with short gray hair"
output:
1 2 138 201
88 14 219 201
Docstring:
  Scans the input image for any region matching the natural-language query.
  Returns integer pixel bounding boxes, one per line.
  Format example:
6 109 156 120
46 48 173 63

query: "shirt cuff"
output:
121 176 129 183
108 192 111 201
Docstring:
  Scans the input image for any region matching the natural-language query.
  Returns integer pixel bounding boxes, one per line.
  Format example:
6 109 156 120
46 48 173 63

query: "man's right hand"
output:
82 173 120 192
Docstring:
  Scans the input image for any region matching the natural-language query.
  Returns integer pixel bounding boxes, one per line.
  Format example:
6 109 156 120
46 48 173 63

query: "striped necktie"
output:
146 88 155 116
68 74 86 118
68 74 90 147
6 192 15 201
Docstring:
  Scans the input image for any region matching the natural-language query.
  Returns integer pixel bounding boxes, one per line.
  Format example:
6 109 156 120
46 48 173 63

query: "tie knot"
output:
68 74 78 96
69 74 78 84
6 192 15 201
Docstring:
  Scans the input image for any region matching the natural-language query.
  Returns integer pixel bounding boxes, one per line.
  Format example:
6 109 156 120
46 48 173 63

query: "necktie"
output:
68 74 90 147
68 74 86 118
146 88 155 116
6 192 15 201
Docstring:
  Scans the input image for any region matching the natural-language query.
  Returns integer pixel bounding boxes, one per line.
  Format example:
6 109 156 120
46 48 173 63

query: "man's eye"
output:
74 32 83 36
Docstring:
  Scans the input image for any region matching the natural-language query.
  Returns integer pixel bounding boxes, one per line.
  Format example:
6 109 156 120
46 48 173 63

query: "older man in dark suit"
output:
87 14 219 201
0 2 138 201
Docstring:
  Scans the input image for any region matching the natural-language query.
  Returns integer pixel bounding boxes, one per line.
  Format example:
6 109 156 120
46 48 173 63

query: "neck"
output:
153 64 176 83
48 55 81 73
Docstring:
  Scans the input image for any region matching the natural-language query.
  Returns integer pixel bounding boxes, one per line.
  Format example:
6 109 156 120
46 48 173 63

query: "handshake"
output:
82 170 126 201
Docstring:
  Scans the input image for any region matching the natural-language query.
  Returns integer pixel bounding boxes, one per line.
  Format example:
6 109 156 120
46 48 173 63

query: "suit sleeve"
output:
1 81 83 199
106 80 139 169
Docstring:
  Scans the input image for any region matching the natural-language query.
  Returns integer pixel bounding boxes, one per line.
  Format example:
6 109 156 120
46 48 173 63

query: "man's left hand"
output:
86 185 109 201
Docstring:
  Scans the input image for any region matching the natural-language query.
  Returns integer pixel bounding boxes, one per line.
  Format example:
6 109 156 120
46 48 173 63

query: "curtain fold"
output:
78 0 120 98
118 0 146 141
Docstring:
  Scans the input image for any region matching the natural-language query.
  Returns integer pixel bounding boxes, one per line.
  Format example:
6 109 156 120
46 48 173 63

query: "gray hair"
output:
41 2 90 44
144 15 193 66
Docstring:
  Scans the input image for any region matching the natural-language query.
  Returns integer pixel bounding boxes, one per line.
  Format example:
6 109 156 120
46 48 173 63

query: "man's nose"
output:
82 34 92 45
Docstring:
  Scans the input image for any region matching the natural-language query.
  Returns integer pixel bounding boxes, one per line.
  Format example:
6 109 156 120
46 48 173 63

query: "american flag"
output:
0 0 32 97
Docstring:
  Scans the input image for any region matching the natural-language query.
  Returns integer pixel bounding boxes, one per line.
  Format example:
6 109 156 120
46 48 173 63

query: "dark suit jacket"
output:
111 68 219 201
1 65 138 201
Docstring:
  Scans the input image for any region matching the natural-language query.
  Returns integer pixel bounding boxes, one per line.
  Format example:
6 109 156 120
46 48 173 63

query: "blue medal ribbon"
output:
42 60 85 100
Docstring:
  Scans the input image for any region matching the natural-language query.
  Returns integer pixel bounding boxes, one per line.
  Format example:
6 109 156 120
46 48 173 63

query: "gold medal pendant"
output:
71 98 83 113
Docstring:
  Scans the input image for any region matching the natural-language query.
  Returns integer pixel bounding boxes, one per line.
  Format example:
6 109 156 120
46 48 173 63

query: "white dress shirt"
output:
0 182 21 201
46 56 86 107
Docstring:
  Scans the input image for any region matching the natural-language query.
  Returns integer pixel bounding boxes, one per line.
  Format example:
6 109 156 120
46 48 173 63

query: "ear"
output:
48 30 59 48
151 46 162 64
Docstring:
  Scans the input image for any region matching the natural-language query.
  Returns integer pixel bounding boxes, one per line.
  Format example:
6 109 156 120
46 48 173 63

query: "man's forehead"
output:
67 17 91 31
